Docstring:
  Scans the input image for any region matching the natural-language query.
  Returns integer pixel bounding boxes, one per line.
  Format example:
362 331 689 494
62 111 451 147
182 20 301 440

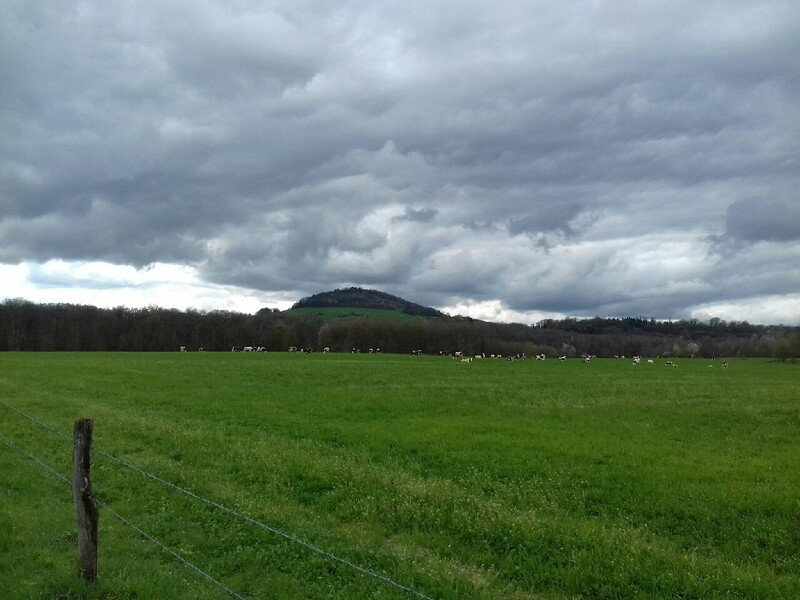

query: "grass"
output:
283 307 427 320
1 352 798 599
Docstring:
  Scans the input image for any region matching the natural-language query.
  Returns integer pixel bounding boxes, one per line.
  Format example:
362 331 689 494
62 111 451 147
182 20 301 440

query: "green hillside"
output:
290 287 445 318
284 306 422 320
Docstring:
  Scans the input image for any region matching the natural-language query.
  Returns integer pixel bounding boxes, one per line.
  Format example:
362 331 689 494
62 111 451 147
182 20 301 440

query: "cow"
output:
722 361 729 369
323 347 330 353
179 346 186 352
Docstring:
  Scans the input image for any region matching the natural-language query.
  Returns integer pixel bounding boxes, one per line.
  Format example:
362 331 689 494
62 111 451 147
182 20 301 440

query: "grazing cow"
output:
323 347 330 353
722 361 729 369
559 356 567 361
583 356 591 363
231 346 241 352
410 349 423 356
632 356 641 365
198 347 205 352
179 346 187 352
647 359 654 365
243 346 254 352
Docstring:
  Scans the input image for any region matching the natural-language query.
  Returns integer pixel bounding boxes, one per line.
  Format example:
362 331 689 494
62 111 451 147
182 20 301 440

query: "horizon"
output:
4 289 797 329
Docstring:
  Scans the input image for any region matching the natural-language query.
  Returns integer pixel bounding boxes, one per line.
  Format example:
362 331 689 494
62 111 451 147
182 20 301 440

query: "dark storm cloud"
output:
392 207 437 224
2 0 799 323
723 198 800 243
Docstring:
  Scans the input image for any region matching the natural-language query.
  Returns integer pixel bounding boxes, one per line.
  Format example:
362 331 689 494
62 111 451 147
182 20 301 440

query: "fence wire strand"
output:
0 399 435 600
0 430 246 600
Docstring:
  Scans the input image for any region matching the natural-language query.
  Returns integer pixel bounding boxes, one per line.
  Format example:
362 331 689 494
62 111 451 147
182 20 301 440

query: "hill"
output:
290 287 445 318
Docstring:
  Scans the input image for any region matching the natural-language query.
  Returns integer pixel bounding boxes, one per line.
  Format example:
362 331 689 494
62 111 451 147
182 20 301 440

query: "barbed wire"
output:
0 399 436 600
0 399 72 440
0 430 246 600
0 430 70 485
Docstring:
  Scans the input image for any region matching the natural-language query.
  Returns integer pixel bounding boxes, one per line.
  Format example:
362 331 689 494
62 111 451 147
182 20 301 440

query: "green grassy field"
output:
1 352 798 599
284 306 425 320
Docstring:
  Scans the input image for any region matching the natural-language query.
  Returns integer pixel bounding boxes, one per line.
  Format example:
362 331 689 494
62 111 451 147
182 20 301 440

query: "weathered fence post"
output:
73 418 98 582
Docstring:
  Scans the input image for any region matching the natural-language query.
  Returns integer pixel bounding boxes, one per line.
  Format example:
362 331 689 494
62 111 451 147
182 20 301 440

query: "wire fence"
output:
0 399 435 600
0 430 246 599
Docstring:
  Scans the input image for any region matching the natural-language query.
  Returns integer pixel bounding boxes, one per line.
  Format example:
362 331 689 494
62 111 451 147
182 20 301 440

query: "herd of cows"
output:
177 345 729 368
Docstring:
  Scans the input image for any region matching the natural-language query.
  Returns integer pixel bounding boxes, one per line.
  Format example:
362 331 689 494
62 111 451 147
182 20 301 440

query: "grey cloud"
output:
507 200 586 237
2 0 799 323
723 198 800 243
393 208 437 223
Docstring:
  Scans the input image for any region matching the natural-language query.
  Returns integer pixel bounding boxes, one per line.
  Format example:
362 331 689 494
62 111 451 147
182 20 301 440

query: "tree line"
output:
1 298 798 359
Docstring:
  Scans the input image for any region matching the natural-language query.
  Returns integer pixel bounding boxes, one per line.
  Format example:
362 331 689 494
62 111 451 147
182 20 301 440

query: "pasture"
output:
1 352 798 599
284 306 423 320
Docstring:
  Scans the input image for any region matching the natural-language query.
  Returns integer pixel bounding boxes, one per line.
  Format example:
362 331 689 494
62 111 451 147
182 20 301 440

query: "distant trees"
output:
294 287 445 318
0 298 797 358
772 333 800 362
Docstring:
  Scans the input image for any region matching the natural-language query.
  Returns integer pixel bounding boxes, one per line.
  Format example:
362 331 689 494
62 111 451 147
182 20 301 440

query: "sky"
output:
2 1 799 325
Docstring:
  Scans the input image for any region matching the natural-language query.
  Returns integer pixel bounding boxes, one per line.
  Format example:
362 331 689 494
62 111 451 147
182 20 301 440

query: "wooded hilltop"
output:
1 288 798 359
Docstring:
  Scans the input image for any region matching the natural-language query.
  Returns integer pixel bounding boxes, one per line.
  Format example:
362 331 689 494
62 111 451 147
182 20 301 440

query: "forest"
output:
1 298 798 359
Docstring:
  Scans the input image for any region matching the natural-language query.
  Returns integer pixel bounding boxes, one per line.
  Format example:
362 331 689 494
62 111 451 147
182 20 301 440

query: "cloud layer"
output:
2 1 799 323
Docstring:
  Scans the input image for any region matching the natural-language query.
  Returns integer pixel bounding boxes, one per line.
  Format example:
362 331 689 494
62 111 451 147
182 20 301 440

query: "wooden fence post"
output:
73 418 98 582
